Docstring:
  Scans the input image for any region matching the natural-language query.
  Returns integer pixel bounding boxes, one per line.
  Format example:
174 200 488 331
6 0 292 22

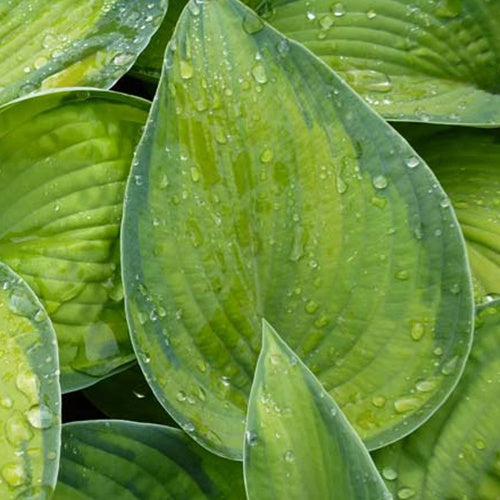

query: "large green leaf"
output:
0 261 61 499
0 0 168 106
122 0 473 458
54 420 245 499
396 124 500 304
0 89 149 392
245 321 391 499
257 0 500 125
373 300 500 499
84 364 176 426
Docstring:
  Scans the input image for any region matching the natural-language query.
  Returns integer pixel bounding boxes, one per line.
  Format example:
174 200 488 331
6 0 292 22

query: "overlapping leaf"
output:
373 300 500 499
131 0 189 82
0 261 61 499
84 365 176 425
244 321 391 499
0 0 167 106
122 0 473 458
0 89 149 392
258 0 500 125
54 420 245 499
396 124 500 304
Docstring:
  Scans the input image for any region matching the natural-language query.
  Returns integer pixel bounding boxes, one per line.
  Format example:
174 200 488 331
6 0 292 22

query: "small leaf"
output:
259 0 500 125
0 261 61 499
244 320 391 500
373 300 500 499
396 124 500 304
84 364 176 425
54 420 245 499
0 89 149 392
122 0 473 458
0 0 168 105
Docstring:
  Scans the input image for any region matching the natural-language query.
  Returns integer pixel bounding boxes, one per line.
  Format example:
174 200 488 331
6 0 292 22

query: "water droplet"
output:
0 396 13 409
435 0 462 18
113 53 135 66
180 60 194 80
372 175 388 189
475 439 485 450
305 300 319 314
306 10 316 20
251 63 268 84
433 347 443 356
8 290 35 317
395 270 409 281
25 404 54 429
276 39 290 55
5 413 33 446
394 396 420 413
176 390 187 402
410 320 425 341
260 148 274 163
382 467 398 480
332 2 346 16
1 462 27 487
450 283 461 295
346 69 392 93
246 430 258 447
183 421 195 432
243 12 264 34
190 167 200 182
319 14 334 29
372 395 386 408
366 8 377 18
441 355 459 375
16 371 39 403
416 378 438 392
289 225 305 262
440 198 450 208
397 487 415 499
405 156 420 169
284 450 295 462
188 1 200 15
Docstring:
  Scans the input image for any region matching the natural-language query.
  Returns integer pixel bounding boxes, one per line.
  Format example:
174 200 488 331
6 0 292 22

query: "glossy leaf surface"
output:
373 300 500 499
84 364 176 425
260 0 500 125
0 0 167 106
244 321 391 500
0 89 148 392
397 124 500 304
54 420 245 499
122 0 473 458
0 261 61 499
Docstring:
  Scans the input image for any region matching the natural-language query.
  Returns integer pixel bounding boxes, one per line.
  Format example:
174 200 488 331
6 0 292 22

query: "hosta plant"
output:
0 0 498 498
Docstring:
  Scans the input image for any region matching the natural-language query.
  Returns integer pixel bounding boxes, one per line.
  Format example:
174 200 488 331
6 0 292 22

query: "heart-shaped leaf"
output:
84 364 176 425
0 0 167 106
258 0 500 125
245 320 391 499
0 89 149 392
0 261 61 499
396 124 500 304
54 420 245 499
373 300 500 499
122 0 473 458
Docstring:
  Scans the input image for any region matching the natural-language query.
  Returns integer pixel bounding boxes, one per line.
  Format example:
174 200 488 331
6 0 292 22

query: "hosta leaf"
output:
54 420 245 499
373 300 500 499
396 124 500 304
131 0 189 82
0 89 149 392
244 321 391 500
0 0 167 106
0 261 60 499
258 0 500 125
122 0 473 458
84 364 176 425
